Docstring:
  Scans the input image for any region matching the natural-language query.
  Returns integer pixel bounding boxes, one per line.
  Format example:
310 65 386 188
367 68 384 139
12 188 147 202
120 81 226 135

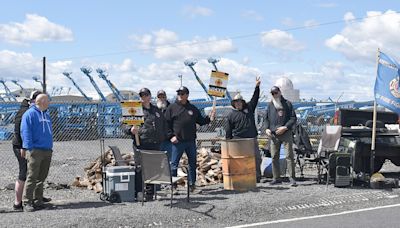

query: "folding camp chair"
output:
139 150 190 207
316 125 342 185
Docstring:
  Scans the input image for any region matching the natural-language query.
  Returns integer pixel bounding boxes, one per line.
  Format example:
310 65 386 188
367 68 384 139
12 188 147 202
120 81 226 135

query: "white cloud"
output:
182 6 213 18
0 14 73 45
130 29 237 60
326 10 400 62
241 10 264 21
261 29 305 51
0 50 73 94
344 12 355 22
274 61 375 101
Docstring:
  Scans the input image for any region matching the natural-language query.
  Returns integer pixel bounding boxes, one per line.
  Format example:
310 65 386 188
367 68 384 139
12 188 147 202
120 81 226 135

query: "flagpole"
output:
370 48 380 176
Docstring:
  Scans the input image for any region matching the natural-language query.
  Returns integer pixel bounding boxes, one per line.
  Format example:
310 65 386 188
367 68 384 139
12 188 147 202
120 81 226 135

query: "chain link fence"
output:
0 99 325 187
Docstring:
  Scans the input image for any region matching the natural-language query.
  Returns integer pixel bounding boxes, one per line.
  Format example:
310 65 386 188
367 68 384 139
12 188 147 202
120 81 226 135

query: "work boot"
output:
12 202 23 212
189 185 202 194
23 203 35 212
269 179 282 185
289 178 297 187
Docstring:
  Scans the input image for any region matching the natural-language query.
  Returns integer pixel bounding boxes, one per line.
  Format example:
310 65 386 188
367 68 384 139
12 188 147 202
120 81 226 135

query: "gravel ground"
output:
1 139 400 228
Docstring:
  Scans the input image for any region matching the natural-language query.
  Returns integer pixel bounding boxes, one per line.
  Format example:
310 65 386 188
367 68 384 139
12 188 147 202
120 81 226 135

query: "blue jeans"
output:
171 140 197 186
160 140 172 159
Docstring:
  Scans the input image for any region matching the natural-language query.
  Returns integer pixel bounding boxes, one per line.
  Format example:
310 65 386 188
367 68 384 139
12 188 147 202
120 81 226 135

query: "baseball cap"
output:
157 90 166 97
270 86 281 93
139 88 151 96
176 86 189 94
29 90 42 101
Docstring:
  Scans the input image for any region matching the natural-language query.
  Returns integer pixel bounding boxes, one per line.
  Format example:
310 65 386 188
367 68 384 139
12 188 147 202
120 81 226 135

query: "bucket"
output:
221 138 256 191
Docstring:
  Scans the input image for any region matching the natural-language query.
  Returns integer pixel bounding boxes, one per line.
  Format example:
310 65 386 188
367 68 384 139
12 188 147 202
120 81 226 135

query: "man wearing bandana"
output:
264 86 297 186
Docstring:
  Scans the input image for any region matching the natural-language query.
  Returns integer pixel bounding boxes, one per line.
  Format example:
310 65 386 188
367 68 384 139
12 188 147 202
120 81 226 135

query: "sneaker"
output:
42 197 52 203
269 179 282 185
33 203 47 210
12 202 23 212
289 178 297 187
24 203 35 212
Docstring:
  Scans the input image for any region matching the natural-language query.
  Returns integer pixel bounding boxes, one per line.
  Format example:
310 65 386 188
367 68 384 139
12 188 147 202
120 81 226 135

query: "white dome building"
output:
274 77 300 102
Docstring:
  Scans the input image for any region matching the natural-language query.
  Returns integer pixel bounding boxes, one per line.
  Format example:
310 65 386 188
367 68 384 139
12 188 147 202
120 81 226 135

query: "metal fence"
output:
0 99 324 187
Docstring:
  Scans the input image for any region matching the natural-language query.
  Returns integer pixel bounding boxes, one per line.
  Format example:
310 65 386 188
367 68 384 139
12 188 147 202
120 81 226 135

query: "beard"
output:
272 96 283 109
157 100 167 109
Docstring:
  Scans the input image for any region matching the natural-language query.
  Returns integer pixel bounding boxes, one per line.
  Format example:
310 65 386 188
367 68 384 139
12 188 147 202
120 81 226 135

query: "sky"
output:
0 0 399 101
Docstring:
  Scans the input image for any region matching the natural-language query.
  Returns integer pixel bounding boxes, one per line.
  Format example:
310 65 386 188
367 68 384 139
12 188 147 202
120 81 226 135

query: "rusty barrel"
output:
221 138 256 191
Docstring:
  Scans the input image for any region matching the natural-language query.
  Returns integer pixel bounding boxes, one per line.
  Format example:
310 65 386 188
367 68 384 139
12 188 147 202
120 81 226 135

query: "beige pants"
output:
270 130 295 180
24 149 52 204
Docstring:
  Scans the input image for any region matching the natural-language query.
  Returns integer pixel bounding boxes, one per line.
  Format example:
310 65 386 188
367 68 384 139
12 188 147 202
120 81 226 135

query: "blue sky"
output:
0 1 399 101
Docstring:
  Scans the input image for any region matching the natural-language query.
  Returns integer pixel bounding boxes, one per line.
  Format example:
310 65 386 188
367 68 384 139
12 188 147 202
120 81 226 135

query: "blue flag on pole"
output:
374 52 400 114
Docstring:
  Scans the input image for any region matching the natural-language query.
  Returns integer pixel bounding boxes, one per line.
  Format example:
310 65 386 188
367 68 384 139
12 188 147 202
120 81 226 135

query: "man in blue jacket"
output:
20 94 53 212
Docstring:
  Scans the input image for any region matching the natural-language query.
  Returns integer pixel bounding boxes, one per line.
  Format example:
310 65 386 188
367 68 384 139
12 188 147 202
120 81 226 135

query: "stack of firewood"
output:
73 147 223 193
179 148 223 186
71 149 133 193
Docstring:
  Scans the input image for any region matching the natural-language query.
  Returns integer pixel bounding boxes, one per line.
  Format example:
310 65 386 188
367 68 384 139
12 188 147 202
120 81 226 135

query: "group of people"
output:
11 77 298 211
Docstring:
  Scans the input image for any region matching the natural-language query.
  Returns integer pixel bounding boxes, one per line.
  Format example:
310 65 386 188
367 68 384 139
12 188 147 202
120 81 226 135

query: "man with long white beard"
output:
156 90 172 157
156 90 170 114
264 86 297 186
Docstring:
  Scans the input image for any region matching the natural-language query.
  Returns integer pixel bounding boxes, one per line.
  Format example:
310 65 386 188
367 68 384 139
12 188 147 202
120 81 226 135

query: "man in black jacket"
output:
156 89 172 155
264 86 297 186
165 86 215 192
124 88 168 200
11 91 51 211
225 77 262 182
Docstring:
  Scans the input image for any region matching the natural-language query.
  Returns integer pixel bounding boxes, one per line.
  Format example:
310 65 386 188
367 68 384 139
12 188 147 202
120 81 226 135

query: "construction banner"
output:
120 100 145 126
208 70 229 97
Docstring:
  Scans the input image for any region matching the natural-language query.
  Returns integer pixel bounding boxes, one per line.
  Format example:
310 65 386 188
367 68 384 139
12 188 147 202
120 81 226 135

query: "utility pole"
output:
43 56 46 93
178 74 182 87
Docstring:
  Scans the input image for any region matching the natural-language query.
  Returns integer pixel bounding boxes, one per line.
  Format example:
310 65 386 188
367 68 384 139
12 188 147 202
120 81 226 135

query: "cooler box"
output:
105 166 135 202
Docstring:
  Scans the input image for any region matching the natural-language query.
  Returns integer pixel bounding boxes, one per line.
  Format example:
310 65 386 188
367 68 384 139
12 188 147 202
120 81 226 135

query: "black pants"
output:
135 142 160 199
13 145 27 181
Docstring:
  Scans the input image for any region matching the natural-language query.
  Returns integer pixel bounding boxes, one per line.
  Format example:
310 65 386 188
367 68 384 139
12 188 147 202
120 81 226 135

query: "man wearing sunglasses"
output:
264 86 297 186
124 87 169 200
164 86 215 193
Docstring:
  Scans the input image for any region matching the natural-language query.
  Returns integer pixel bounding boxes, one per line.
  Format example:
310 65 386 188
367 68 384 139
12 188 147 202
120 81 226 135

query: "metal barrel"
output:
221 138 256 191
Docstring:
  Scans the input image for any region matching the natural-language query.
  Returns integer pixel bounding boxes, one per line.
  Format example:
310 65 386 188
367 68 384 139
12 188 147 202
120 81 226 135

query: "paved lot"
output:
1 139 400 227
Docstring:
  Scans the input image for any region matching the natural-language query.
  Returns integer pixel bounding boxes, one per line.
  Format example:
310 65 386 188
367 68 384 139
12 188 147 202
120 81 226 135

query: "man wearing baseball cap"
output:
165 86 215 193
264 86 297 186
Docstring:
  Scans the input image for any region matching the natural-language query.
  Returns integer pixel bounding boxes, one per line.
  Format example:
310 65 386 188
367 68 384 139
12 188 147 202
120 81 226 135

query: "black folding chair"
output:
139 150 190 207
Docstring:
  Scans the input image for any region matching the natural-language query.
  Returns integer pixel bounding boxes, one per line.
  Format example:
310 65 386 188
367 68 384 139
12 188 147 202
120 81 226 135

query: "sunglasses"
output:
177 92 187 96
271 91 279 95
140 93 150 97
158 95 166 98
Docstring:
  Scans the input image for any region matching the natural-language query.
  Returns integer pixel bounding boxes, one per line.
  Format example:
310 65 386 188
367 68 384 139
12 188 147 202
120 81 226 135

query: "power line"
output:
0 11 398 71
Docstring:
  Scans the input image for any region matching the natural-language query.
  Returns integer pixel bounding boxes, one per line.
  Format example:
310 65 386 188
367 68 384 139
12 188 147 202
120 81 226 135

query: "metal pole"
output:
178 74 182 87
370 48 380 176
43 56 46 93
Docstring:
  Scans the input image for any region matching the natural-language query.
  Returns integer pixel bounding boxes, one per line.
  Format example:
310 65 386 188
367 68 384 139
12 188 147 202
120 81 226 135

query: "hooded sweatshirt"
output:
21 105 53 151
12 99 30 148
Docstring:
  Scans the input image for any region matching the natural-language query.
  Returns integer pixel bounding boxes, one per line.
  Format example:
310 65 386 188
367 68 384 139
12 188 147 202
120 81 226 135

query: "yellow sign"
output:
120 100 144 126
208 70 229 97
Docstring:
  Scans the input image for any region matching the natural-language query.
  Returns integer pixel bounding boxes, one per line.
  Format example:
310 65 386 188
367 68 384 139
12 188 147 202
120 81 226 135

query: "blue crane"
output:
207 57 232 101
80 67 106 102
11 80 24 90
184 59 213 100
63 72 92 101
0 79 17 101
96 68 125 102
